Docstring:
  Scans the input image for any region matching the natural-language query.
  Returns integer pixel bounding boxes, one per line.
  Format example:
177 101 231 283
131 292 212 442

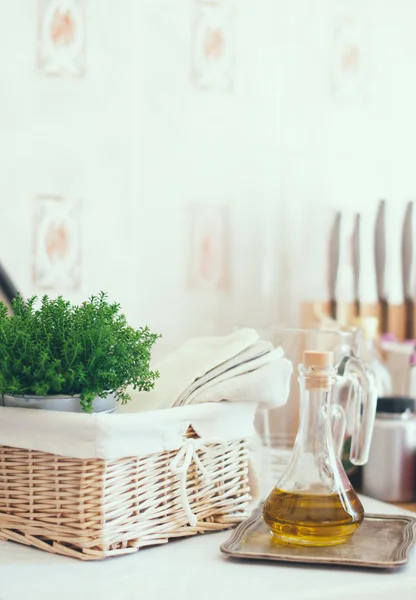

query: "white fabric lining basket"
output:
0 401 257 560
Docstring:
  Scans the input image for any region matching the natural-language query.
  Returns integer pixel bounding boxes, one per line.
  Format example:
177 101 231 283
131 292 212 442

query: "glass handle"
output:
330 404 346 460
343 357 378 466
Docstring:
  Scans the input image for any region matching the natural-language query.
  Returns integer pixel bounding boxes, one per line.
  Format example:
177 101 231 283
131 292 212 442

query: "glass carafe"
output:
263 350 368 546
252 327 377 493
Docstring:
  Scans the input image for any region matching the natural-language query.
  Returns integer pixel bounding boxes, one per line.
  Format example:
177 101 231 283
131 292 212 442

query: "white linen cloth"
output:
125 328 293 412
0 401 258 460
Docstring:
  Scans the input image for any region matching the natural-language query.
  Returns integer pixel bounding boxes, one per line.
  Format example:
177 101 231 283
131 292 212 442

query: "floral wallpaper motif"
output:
33 197 82 290
329 18 367 102
187 204 230 290
191 0 233 91
38 0 86 77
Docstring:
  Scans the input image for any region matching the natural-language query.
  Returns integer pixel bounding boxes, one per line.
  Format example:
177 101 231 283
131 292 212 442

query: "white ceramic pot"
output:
1 393 117 413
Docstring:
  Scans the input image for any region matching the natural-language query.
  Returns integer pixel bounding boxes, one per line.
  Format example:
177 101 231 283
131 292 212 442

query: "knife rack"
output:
301 301 414 341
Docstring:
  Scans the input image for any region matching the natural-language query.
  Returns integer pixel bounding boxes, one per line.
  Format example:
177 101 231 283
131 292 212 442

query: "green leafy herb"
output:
0 292 161 412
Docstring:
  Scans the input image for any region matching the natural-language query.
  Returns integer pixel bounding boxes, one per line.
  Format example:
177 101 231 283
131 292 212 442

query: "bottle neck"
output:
295 379 334 454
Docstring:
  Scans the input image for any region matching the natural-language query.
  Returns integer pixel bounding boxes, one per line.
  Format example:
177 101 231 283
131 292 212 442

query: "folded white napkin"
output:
175 340 275 406
125 329 293 413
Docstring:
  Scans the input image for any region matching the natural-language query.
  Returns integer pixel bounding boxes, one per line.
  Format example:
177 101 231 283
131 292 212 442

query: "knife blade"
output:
329 212 341 320
402 200 415 340
352 213 361 317
0 261 18 306
375 199 388 334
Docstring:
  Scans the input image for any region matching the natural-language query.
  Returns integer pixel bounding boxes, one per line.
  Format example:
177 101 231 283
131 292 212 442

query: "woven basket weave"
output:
0 426 251 560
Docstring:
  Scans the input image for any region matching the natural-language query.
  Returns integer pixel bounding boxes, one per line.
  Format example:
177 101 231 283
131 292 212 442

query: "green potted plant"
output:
0 292 160 413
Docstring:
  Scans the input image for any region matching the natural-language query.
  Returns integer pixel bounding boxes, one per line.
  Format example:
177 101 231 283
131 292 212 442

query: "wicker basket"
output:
0 406 253 560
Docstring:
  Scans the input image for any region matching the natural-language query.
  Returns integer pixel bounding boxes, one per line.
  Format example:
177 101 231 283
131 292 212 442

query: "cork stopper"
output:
303 350 334 369
303 351 334 390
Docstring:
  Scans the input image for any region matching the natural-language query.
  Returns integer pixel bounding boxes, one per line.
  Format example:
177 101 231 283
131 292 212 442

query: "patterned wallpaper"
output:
33 196 82 290
38 0 86 77
191 0 234 91
1 0 414 357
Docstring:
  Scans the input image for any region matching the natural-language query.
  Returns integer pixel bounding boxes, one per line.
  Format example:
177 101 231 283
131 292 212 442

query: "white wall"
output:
1 0 415 358
280 0 416 323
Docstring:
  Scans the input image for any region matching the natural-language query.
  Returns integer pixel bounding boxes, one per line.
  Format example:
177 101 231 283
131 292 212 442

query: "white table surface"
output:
0 495 415 600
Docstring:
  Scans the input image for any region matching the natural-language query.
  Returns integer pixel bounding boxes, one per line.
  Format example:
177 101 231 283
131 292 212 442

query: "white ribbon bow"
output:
169 437 227 527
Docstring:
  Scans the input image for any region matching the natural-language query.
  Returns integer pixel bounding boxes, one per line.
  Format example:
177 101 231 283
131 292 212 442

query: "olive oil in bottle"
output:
263 487 364 547
263 351 365 547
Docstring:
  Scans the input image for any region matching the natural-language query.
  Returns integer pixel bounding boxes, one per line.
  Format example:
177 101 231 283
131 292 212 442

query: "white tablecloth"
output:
0 496 414 600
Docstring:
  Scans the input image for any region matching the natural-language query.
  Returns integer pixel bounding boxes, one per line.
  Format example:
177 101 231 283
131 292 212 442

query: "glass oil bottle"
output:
263 350 366 547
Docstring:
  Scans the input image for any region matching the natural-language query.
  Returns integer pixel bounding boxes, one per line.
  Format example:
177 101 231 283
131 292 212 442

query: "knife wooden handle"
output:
380 299 389 334
354 299 360 317
404 298 414 340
